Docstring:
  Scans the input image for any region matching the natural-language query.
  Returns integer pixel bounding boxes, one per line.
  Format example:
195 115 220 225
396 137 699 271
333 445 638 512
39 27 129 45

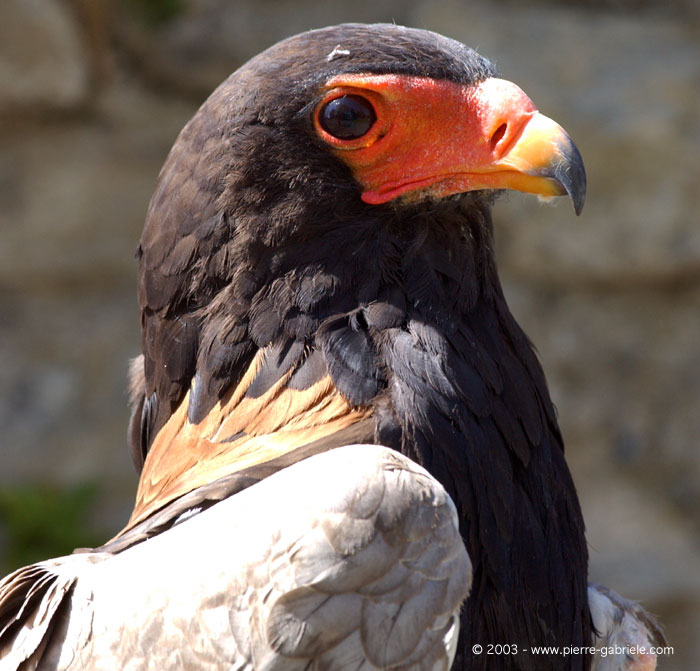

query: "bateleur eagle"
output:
0 23 665 671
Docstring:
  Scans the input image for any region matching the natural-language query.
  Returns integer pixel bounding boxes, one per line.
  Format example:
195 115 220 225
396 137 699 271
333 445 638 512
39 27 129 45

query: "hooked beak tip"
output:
553 134 587 216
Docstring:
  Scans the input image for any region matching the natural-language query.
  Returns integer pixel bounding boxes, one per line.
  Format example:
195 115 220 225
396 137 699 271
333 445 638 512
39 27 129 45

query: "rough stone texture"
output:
0 0 698 668
0 76 196 533
0 0 90 115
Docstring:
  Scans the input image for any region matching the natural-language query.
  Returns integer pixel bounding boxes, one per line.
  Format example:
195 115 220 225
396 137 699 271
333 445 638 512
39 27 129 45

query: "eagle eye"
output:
319 95 376 140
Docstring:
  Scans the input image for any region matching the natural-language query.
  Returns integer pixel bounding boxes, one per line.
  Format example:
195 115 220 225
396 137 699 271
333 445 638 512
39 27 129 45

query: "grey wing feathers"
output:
588 583 666 671
0 563 73 670
262 446 470 671
0 555 103 670
0 446 471 671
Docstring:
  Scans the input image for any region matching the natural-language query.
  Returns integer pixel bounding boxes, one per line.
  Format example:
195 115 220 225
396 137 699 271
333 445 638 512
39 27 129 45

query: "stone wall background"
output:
1 1 698 667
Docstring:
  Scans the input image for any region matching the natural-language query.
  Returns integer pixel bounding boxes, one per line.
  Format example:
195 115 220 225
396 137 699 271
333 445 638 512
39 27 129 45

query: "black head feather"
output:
136 24 500 441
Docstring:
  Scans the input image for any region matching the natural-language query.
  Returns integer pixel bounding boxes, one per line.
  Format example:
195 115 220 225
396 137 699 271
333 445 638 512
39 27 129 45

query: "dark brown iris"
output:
319 95 376 139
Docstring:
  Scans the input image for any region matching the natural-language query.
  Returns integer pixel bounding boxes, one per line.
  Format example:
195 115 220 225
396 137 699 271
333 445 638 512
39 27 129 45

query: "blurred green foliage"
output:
126 0 186 26
0 482 101 575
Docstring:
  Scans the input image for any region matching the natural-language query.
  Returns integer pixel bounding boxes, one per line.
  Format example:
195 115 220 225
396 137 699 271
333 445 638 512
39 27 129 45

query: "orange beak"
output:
315 75 586 215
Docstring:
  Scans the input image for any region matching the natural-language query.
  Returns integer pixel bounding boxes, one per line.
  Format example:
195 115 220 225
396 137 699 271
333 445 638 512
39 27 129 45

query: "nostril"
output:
490 123 507 151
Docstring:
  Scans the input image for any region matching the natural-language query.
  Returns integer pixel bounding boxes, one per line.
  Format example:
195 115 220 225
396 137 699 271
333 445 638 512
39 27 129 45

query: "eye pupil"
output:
320 95 376 140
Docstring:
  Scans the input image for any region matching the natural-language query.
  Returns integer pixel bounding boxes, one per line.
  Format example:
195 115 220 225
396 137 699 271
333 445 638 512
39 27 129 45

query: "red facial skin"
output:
314 74 580 207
